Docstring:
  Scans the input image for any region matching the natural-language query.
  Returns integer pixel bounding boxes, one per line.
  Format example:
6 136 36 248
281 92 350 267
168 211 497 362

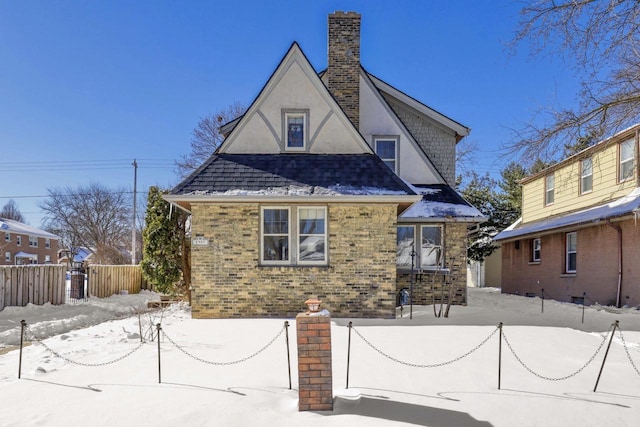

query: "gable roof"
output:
494 187 640 241
367 73 470 141
217 42 371 155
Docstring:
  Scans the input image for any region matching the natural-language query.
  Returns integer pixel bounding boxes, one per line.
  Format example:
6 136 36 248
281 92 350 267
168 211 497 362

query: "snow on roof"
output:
0 218 59 240
185 184 410 197
495 187 640 241
399 184 486 222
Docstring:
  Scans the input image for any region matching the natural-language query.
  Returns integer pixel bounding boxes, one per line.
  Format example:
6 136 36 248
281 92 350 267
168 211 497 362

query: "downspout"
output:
606 220 623 308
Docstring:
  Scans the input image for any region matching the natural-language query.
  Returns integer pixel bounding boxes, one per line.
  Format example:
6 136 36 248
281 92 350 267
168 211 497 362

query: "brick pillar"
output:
296 312 333 411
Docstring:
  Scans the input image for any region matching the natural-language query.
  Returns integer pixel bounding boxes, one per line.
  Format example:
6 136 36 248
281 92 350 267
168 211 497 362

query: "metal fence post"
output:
284 321 291 390
346 321 352 389
582 292 586 324
593 320 618 392
498 322 503 390
18 320 26 379
541 289 544 314
156 323 162 384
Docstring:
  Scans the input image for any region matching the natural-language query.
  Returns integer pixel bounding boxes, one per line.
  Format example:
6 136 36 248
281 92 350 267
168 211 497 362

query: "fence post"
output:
346 321 352 389
582 292 586 324
593 320 619 392
18 320 26 379
498 322 503 390
156 323 162 384
541 288 544 314
284 321 291 390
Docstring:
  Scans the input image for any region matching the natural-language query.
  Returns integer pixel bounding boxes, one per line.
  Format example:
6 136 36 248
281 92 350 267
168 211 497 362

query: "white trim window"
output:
29 235 38 248
545 174 555 206
420 225 443 269
261 207 290 264
45 238 51 249
397 225 415 267
5 252 10 263
581 157 593 194
4 232 9 242
374 137 398 172
619 138 635 181
16 235 21 246
531 238 541 262
297 207 327 264
261 206 328 266
566 232 577 273
285 112 306 151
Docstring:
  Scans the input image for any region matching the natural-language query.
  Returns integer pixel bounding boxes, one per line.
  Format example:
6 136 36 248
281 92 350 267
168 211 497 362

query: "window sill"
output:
258 264 330 269
560 273 576 278
528 261 541 265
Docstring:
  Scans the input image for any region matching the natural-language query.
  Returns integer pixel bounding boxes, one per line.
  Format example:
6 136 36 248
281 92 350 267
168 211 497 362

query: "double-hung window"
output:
374 137 398 172
261 206 327 265
45 238 51 249
531 238 541 262
284 111 307 151
4 232 9 242
421 225 443 269
566 232 577 273
619 138 635 182
29 236 38 247
396 226 415 267
16 236 21 246
5 252 10 263
545 174 555 206
581 157 593 194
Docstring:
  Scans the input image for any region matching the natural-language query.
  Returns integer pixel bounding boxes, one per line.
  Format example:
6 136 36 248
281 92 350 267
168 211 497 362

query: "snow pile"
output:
1 288 640 426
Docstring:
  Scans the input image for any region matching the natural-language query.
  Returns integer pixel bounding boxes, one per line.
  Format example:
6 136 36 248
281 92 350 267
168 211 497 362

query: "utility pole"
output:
132 159 138 265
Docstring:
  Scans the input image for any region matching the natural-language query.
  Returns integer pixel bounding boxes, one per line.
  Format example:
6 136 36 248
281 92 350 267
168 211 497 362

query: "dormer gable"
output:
218 42 371 155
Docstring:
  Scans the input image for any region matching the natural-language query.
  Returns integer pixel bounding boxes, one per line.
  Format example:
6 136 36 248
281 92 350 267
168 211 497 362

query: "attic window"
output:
284 111 306 151
375 137 398 172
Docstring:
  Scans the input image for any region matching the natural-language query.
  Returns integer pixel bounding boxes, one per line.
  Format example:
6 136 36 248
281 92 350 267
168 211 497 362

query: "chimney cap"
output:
330 11 361 18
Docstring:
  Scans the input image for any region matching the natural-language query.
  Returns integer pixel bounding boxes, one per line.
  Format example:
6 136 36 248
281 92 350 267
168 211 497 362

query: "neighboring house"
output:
57 247 94 267
495 124 640 307
0 218 60 265
165 12 484 318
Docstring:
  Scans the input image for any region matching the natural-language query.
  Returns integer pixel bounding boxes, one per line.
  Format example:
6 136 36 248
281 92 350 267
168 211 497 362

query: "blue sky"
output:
0 0 579 226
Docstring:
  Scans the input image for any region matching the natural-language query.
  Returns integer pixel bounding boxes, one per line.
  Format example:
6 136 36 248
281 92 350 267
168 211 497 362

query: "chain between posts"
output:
162 323 286 366
617 326 640 377
25 324 145 367
502 323 614 381
350 324 499 368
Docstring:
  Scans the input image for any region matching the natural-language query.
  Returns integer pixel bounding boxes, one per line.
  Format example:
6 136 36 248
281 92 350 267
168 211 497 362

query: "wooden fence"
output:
0 265 66 311
87 265 144 298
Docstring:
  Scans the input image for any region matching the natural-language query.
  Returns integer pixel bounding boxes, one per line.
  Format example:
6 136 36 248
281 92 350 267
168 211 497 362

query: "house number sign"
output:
192 237 209 246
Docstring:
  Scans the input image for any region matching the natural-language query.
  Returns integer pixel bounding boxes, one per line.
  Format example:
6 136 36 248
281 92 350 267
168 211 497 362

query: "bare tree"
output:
175 102 246 178
0 199 26 223
39 182 132 264
508 0 640 163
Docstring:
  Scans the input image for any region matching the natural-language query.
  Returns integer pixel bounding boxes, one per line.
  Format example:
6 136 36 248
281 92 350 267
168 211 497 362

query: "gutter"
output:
606 220 623 308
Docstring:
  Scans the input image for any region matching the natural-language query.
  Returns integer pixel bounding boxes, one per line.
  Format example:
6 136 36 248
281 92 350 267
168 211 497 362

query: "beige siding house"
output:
495 124 640 307
166 12 484 318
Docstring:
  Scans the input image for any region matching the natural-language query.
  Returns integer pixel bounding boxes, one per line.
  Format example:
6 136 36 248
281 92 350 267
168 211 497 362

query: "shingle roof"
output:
172 153 415 196
399 184 486 221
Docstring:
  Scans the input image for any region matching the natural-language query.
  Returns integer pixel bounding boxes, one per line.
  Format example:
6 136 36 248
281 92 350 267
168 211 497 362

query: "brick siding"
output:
501 219 640 306
190 202 398 318
395 222 468 305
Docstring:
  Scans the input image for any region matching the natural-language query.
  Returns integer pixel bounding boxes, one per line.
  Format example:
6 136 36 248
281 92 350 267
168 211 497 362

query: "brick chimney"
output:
326 11 361 129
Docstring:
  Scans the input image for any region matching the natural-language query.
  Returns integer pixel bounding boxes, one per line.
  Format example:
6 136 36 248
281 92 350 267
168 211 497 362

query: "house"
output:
165 12 484 318
57 247 94 267
1 218 60 265
494 124 640 307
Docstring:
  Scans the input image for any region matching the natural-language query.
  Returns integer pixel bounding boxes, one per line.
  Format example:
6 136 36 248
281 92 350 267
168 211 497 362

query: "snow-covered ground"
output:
1 288 640 426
